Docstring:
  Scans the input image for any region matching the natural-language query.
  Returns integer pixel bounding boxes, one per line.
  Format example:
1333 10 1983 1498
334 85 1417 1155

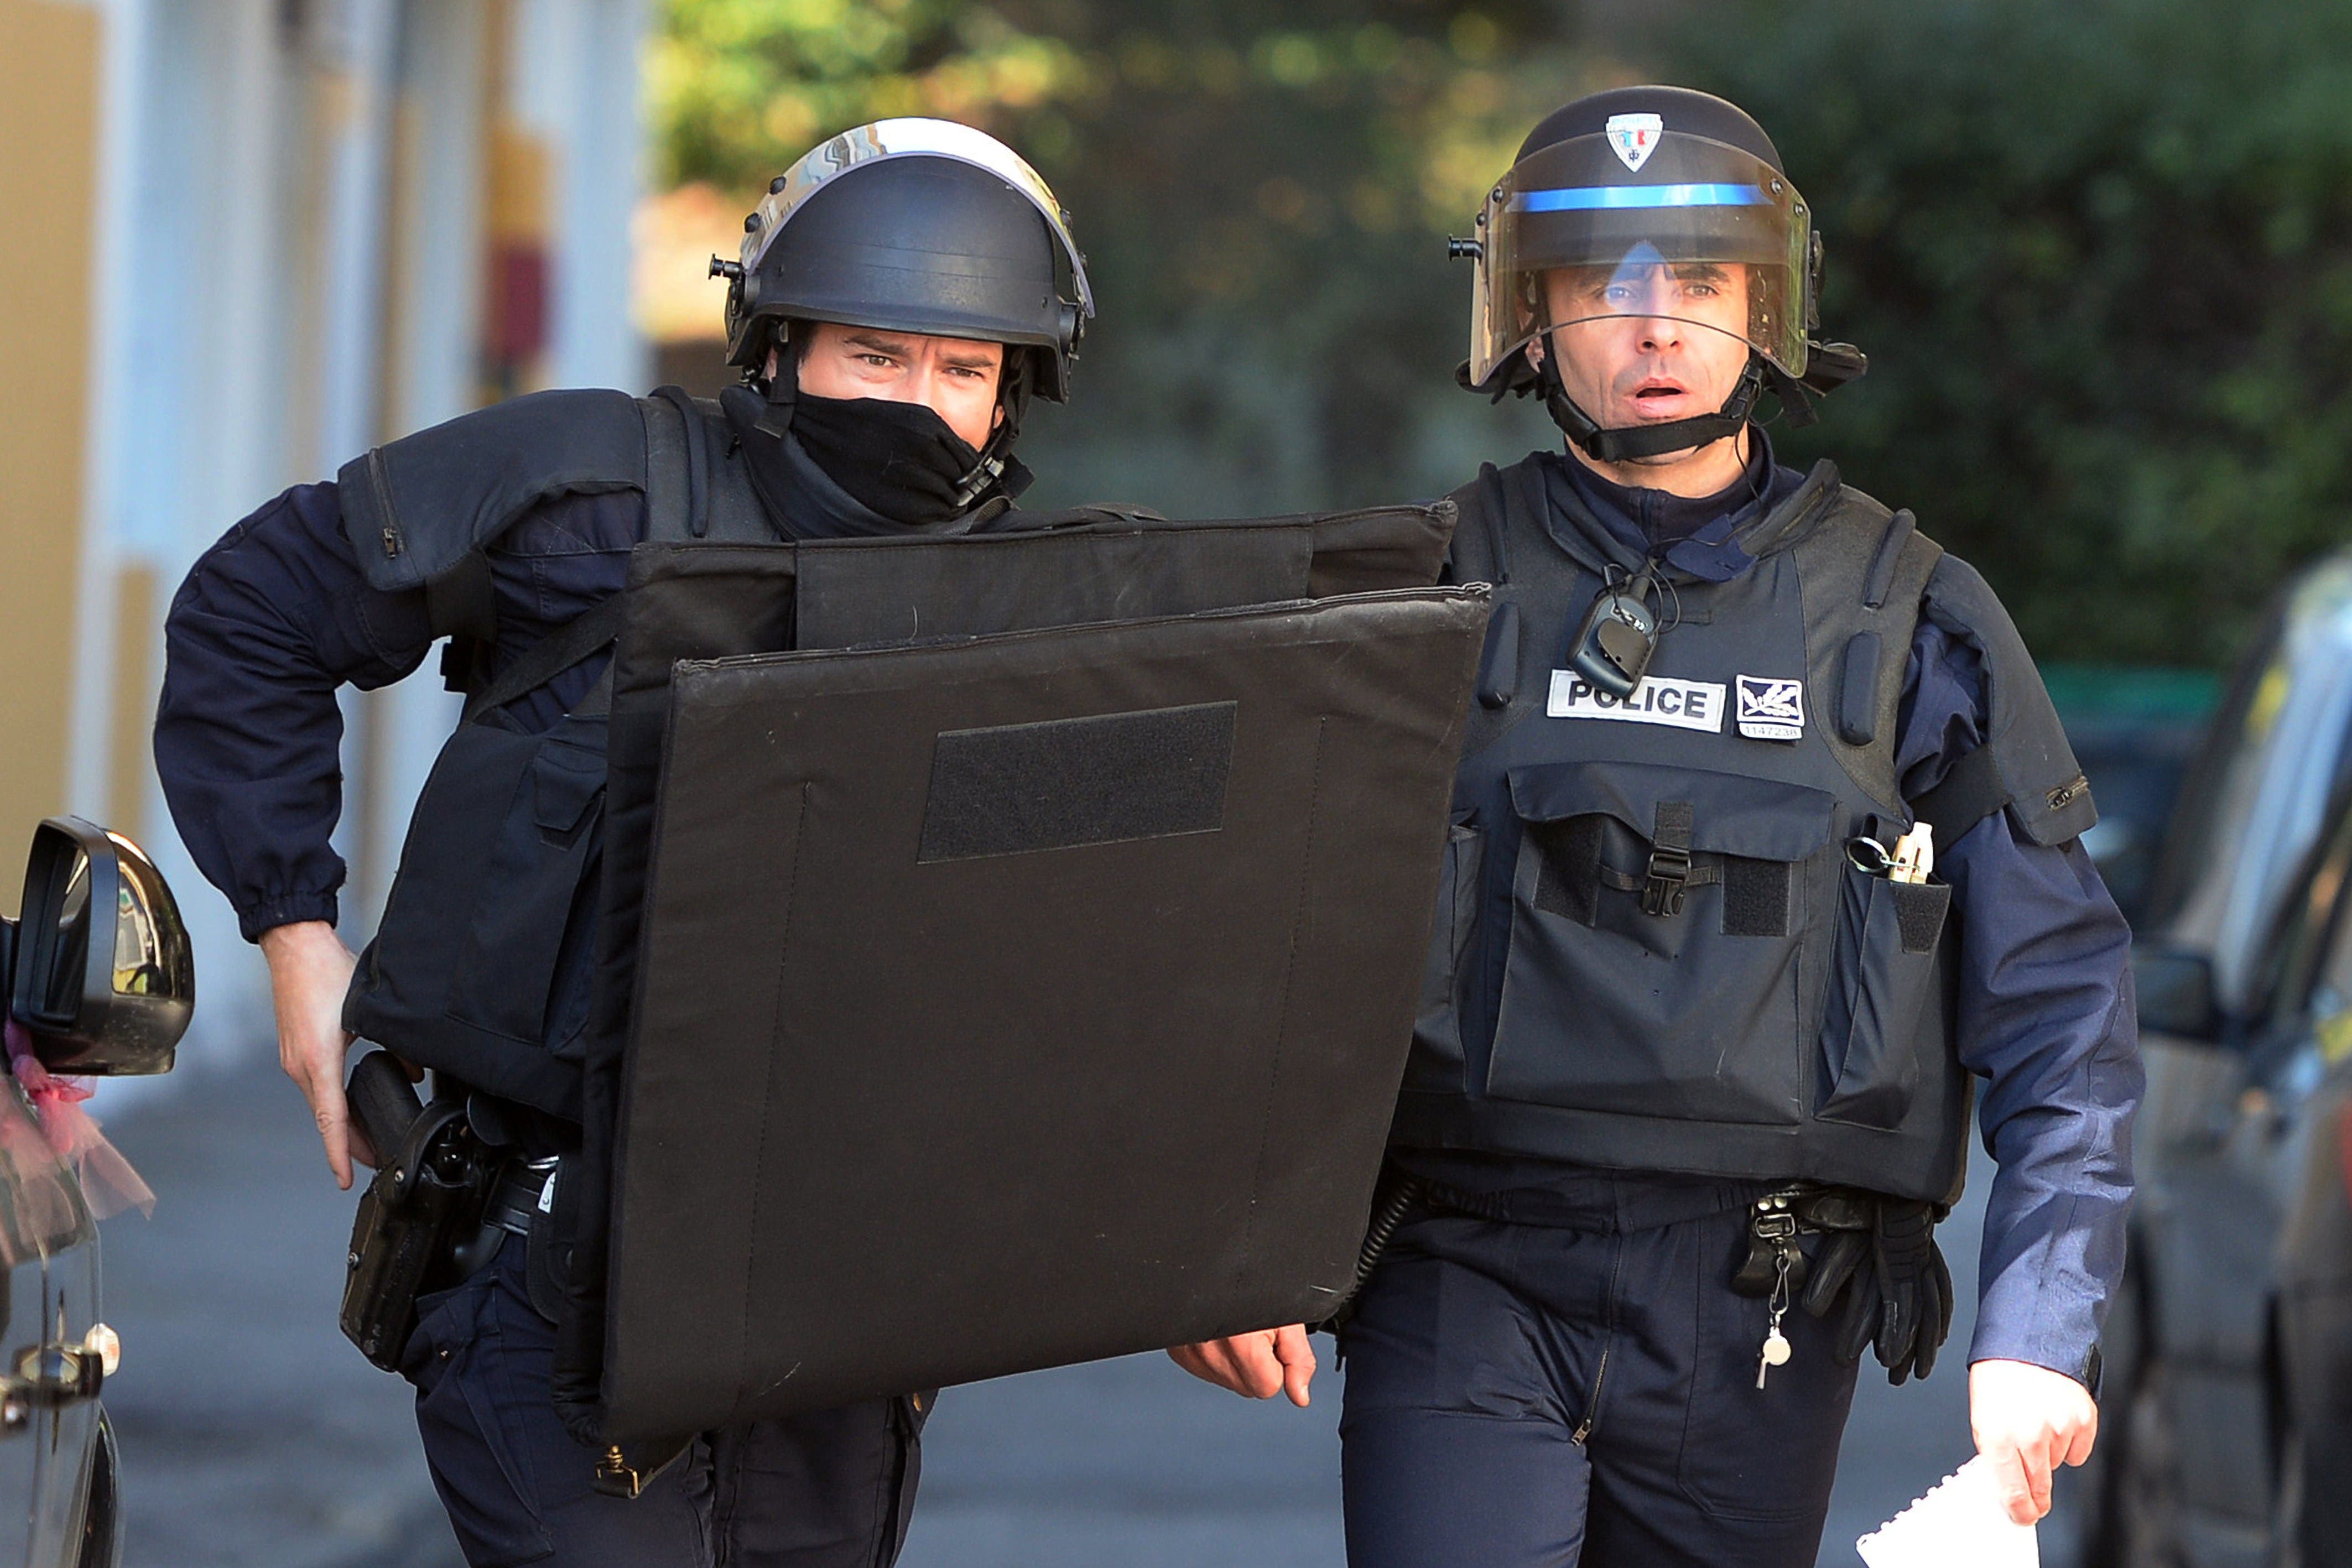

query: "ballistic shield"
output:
556 507 1485 1439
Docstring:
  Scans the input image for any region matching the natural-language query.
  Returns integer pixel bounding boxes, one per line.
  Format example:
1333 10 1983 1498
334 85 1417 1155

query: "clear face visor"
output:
1468 131 1809 390
742 117 1094 324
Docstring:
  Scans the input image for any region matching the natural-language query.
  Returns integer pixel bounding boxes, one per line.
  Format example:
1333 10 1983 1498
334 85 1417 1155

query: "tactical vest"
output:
1395 453 2097 1204
341 389 780 1119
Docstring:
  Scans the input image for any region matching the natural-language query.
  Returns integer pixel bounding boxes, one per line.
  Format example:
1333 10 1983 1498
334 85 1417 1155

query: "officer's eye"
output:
857 353 897 369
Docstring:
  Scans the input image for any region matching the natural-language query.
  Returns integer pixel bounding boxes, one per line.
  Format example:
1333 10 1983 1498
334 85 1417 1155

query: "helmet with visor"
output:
1458 87 1862 462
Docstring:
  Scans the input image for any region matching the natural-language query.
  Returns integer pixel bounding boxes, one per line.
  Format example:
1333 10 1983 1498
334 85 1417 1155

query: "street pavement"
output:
90 1064 2083 1567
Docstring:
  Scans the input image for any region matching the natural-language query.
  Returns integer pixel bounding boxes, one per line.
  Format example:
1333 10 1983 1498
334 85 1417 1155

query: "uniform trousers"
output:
1338 1198 1861 1568
402 1238 926 1567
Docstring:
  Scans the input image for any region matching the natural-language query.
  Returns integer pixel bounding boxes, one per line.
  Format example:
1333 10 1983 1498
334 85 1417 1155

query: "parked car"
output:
2069 550 2352 1568
0 819 190 1568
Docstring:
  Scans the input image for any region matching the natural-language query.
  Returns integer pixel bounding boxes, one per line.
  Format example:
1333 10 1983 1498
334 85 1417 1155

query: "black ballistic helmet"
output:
1454 85 1864 462
717 119 1094 403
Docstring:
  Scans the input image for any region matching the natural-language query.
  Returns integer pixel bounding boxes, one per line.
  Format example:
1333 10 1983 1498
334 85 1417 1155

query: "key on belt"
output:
1734 1189 1810 1389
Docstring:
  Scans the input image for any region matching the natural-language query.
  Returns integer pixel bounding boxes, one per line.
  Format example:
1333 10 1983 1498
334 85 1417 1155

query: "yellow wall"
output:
106 564 154 840
0 0 100 905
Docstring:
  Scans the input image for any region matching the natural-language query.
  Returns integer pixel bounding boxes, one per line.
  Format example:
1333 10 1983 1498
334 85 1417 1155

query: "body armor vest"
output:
342 392 783 1118
1396 452 1979 1202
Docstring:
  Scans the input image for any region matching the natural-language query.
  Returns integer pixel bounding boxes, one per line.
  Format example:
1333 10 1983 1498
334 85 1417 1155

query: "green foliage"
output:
652 0 1582 514
654 0 2352 663
1668 0 2352 664
654 1 1091 188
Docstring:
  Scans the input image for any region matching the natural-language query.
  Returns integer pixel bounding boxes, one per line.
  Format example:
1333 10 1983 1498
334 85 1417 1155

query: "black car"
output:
0 820 191 1568
2083 782 2352 1568
2072 554 2352 1568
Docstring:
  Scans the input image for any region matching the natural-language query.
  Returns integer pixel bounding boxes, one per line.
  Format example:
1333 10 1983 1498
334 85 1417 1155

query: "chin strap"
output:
1532 340 1872 464
953 353 1035 508
964 355 1039 503
1542 355 1764 463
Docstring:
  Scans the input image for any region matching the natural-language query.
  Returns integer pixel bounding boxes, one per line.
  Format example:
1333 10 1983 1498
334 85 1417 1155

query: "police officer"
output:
1172 85 2140 1566
155 120 1092 1567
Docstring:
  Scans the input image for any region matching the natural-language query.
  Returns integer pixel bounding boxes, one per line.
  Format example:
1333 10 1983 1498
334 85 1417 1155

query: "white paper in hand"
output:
1856 1455 2038 1568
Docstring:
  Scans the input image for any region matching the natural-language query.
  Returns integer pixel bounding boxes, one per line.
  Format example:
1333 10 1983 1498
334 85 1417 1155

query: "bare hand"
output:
1167 1326 1317 1408
1970 1357 2099 1524
258 920 363 1188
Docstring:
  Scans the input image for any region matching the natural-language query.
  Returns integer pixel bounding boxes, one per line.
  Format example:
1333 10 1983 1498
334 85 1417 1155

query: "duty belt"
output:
482 1157 558 1239
1730 1183 1878 1297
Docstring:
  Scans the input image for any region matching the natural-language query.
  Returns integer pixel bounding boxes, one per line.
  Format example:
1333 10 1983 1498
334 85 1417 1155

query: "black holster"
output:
340 1052 496 1371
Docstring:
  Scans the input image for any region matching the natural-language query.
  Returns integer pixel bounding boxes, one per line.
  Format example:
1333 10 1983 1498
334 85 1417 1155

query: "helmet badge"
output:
1605 113 1663 173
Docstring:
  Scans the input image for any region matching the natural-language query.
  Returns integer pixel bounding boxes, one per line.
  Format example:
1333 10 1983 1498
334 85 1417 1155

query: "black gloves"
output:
1798 1194 1955 1384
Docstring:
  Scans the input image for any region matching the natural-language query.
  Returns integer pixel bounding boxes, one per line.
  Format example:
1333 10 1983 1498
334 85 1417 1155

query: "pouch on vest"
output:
1486 759 1839 1126
1817 860 1952 1129
346 702 607 1120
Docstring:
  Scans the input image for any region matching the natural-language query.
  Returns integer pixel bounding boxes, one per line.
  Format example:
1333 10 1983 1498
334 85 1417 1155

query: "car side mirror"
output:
8 819 191 1075
2134 945 2219 1041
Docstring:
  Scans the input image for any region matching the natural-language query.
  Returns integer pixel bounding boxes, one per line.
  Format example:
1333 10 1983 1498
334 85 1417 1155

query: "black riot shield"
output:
605 587 1485 1436
543 502 1476 1441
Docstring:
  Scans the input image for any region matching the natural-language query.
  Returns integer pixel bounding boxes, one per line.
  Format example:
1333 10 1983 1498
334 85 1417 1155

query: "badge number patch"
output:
1548 671 1726 733
1605 113 1664 173
1736 675 1805 741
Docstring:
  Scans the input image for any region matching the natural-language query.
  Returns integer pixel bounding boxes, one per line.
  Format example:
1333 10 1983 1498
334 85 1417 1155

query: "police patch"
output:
1548 671 1725 732
1605 113 1664 173
1736 675 1805 741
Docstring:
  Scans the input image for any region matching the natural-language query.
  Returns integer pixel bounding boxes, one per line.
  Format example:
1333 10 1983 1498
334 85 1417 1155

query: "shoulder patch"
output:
1736 675 1805 741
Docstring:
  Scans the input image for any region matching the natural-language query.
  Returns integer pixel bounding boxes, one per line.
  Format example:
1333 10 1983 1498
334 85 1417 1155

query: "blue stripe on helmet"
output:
1511 184 1772 212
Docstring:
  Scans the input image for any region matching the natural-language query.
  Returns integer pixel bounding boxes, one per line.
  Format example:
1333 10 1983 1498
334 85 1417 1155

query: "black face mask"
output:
789 391 991 526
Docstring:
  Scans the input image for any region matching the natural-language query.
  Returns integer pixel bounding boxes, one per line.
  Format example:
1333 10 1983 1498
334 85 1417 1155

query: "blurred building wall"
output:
0 0 102 922
0 0 651 1069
